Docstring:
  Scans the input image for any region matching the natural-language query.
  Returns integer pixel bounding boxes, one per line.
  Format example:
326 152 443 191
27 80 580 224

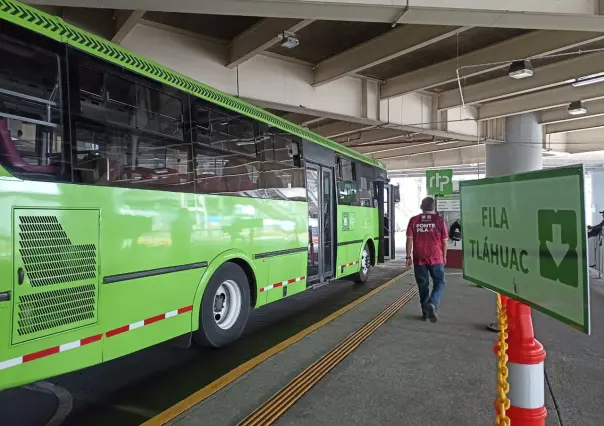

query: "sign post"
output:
436 192 462 268
426 169 453 196
460 165 590 333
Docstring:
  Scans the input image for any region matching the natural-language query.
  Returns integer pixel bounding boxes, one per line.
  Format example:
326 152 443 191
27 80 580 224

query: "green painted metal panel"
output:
266 251 307 303
335 206 378 277
460 165 590 334
12 209 100 344
0 0 385 170
1 336 102 389
0 173 310 389
0 0 384 387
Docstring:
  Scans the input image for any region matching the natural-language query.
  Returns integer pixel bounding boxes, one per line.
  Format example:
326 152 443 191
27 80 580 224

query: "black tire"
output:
193 262 251 348
353 243 371 284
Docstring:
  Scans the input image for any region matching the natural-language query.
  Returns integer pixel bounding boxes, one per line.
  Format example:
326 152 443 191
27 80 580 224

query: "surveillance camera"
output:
280 35 299 49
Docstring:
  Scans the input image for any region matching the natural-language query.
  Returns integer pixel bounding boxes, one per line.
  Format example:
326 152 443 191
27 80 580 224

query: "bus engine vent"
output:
12 210 100 344
16 284 96 336
18 216 97 287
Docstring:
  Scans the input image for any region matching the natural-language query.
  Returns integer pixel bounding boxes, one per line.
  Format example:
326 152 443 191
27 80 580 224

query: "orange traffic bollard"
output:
505 299 547 426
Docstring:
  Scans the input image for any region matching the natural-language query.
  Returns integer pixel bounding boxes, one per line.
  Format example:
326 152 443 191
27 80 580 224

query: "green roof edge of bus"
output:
0 0 385 170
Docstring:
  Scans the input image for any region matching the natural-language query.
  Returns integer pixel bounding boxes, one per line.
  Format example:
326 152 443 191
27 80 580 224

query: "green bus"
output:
0 0 393 390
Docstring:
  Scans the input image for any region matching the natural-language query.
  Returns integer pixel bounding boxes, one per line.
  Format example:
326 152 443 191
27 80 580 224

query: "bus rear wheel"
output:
353 244 371 284
194 262 251 348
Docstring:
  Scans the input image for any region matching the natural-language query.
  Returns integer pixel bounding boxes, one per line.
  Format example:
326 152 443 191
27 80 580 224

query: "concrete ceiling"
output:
25 1 604 171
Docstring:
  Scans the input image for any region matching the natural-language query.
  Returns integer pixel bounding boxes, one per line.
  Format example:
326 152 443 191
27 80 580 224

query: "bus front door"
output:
305 163 335 284
376 181 396 262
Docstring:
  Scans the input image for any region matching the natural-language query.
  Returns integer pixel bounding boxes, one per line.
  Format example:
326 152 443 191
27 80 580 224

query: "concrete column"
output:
486 113 548 426
486 112 543 178
485 112 542 333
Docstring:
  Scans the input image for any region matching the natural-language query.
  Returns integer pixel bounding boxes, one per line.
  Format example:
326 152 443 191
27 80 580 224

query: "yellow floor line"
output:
142 269 411 426
238 285 419 425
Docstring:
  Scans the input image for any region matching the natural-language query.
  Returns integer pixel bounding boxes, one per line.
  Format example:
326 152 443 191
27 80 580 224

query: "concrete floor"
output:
276 272 603 426
170 270 603 426
4 263 600 426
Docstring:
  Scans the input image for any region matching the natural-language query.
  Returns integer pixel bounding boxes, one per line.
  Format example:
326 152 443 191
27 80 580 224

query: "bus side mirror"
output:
392 185 400 203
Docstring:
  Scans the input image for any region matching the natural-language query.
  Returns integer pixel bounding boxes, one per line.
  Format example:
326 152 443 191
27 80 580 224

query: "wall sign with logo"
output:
426 169 453 195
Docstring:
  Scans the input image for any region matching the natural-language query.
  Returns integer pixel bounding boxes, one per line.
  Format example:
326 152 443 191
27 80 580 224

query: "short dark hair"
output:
420 197 435 212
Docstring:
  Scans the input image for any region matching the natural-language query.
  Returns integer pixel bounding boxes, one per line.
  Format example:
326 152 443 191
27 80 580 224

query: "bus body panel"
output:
0 170 308 388
335 205 380 278
0 0 386 390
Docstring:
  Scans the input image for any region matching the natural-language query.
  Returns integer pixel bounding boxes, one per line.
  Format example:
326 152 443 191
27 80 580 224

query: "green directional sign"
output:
461 165 590 334
426 169 453 195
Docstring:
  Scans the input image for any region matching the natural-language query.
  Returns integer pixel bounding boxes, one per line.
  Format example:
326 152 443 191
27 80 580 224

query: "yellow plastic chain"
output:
495 293 511 426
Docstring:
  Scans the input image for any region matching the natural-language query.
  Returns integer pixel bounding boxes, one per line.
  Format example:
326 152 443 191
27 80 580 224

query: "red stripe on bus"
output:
106 325 130 338
178 305 193 314
259 276 306 292
23 346 60 363
81 334 103 345
145 314 166 325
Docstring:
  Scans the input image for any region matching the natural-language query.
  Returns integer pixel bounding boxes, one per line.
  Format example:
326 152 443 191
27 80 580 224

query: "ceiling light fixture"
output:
279 31 299 49
568 100 587 116
572 72 604 87
508 60 534 79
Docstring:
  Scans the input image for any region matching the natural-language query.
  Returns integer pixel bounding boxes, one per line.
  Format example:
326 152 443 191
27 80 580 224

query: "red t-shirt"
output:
406 213 448 265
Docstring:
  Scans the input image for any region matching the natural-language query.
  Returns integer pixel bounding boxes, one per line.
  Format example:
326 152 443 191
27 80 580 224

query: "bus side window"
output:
0 31 68 181
73 59 193 192
357 164 375 207
337 156 358 206
191 101 259 194
257 132 305 200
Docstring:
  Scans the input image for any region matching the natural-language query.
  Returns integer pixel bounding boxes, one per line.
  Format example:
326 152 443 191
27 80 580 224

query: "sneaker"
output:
421 312 428 321
425 303 438 323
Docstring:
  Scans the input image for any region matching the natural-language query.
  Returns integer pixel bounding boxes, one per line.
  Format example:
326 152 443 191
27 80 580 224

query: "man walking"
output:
406 197 448 323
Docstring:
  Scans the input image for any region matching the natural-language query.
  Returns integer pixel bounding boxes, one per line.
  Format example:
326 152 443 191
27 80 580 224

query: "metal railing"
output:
589 232 604 277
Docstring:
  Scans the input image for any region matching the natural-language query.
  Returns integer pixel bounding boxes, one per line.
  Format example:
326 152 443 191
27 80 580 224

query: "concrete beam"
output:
376 141 478 161
546 116 604 134
439 52 604 110
336 128 414 147
541 99 604 124
246 98 379 126
381 123 486 143
313 25 468 86
26 0 604 32
281 112 322 124
300 116 329 126
38 6 145 43
228 18 313 68
384 144 485 171
354 140 436 156
311 121 377 138
478 83 604 121
60 7 115 40
112 10 146 44
381 31 604 99
118 21 486 145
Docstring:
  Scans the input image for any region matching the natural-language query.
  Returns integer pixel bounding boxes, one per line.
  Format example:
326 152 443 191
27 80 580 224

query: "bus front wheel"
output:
353 244 371 284
194 262 251 348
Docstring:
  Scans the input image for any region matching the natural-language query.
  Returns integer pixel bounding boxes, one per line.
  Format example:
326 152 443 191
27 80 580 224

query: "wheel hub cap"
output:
213 280 242 330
